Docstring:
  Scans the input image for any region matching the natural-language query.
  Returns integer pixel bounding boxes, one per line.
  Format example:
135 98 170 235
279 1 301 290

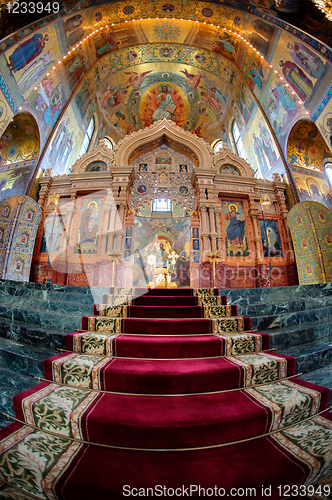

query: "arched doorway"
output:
0 112 40 204
120 120 201 289
287 119 332 211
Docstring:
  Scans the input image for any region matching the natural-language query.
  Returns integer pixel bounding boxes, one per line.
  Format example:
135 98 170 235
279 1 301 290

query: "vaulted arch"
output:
113 119 213 170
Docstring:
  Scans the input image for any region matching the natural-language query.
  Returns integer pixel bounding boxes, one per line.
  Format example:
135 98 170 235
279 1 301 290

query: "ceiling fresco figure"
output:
0 0 330 202
1 2 332 494
286 41 327 80
152 84 177 121
180 69 202 89
7 33 49 74
125 70 153 89
16 51 55 95
279 60 314 101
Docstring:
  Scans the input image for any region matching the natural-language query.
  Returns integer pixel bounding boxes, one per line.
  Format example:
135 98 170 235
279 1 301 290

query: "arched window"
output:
212 139 223 153
324 160 332 189
78 117 95 158
232 120 247 161
152 198 172 212
103 137 114 150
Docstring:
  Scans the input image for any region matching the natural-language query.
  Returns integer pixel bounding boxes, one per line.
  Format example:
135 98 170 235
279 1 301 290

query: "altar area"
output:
31 119 297 289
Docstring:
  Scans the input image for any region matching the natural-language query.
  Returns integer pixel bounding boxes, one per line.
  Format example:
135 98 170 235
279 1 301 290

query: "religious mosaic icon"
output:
137 185 147 194
222 201 249 257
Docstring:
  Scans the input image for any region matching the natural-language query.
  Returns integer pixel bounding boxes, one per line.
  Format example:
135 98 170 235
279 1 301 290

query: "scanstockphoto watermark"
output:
123 485 331 497
123 485 260 497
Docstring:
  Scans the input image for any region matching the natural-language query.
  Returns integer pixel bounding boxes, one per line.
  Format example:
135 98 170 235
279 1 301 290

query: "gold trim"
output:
58 347 277 361
34 372 302 397
3 406 331 452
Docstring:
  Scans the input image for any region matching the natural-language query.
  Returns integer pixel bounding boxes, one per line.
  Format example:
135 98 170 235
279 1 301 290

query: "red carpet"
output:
0 287 331 500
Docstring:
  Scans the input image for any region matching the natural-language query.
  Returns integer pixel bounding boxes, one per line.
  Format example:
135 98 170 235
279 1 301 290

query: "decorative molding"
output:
71 141 113 174
113 119 213 170
214 148 255 177
129 143 196 214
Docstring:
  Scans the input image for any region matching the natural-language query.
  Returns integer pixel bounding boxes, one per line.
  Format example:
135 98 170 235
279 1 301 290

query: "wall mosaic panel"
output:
0 195 41 282
259 219 283 257
222 200 249 257
288 201 332 284
74 196 104 254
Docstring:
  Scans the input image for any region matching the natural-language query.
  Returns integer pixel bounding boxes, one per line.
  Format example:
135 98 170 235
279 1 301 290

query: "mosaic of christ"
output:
139 82 189 128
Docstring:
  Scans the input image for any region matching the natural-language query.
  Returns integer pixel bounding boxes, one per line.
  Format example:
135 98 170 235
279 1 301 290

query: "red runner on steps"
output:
0 287 331 500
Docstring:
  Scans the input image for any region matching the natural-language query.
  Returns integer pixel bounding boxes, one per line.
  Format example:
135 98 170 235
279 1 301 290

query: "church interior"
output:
0 0 332 498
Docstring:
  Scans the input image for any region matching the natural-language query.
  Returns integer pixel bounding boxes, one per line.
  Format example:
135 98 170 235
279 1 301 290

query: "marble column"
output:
114 204 125 253
214 206 223 254
208 206 217 253
248 196 261 260
101 202 112 255
274 185 294 260
200 205 210 254
61 201 75 254
107 205 116 251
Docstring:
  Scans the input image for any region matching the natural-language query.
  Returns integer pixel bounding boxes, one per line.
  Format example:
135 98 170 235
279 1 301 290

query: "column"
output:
61 201 75 254
248 196 261 260
274 185 294 260
200 205 210 254
107 204 116 251
114 204 125 253
208 206 217 253
101 202 112 255
214 206 223 254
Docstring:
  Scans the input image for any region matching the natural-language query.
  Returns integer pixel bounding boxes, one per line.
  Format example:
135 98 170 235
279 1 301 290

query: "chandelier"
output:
312 0 332 22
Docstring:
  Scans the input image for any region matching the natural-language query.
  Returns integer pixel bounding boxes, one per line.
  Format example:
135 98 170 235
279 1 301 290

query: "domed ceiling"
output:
0 0 331 205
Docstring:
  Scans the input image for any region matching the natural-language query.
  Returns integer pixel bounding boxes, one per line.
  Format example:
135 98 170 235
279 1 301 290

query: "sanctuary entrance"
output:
132 216 191 288
33 119 296 289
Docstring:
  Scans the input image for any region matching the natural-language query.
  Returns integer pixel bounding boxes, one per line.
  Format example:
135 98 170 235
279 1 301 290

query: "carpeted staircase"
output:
0 286 332 500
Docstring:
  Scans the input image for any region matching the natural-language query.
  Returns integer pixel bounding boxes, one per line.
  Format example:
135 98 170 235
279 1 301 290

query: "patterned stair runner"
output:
0 288 331 500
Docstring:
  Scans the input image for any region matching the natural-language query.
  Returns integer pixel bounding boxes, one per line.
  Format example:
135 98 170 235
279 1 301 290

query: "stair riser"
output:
0 318 67 350
238 297 332 317
251 308 332 330
12 383 328 449
223 282 332 299
270 323 332 350
0 304 81 332
294 347 332 375
1 296 92 316
44 354 296 394
131 296 198 306
0 369 39 427
114 336 225 359
0 349 44 378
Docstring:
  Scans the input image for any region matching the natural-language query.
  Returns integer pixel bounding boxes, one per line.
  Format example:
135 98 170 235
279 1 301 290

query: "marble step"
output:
0 294 92 316
0 279 108 305
300 364 332 405
237 295 332 318
0 301 82 332
222 283 332 300
0 336 58 379
265 317 332 350
0 316 67 350
0 367 39 430
281 336 332 376
250 304 332 331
